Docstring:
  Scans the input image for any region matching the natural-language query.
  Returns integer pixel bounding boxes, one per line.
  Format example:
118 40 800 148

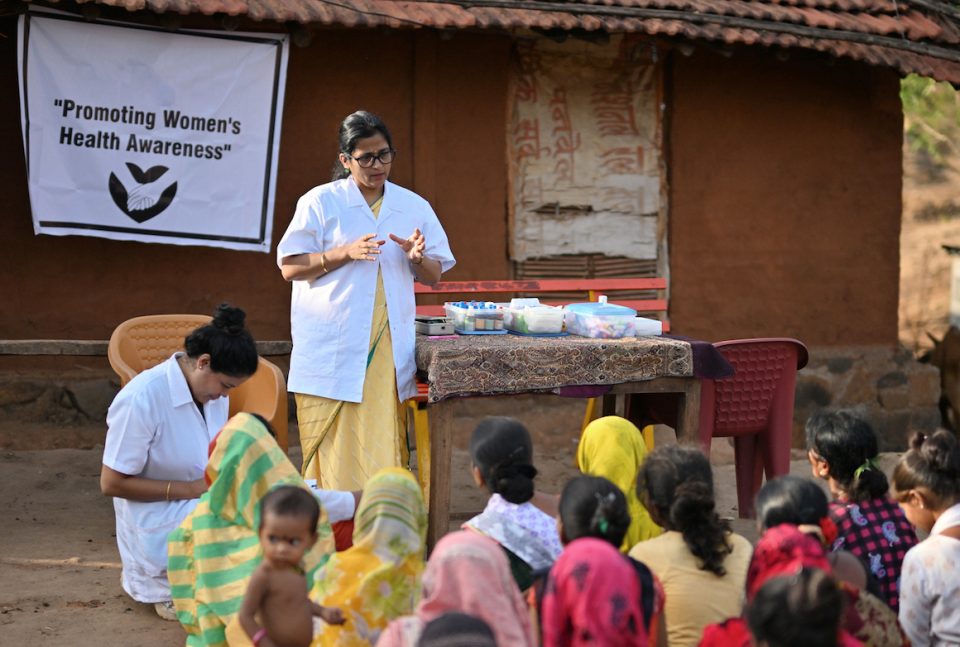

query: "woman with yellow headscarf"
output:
311 468 427 647
577 416 661 549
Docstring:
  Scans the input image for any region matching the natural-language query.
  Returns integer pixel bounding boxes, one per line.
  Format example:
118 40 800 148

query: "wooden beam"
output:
0 340 108 356
0 340 293 356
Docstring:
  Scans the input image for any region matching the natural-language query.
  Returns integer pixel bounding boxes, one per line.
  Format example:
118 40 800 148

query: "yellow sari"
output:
577 415 662 550
168 413 334 647
311 467 427 647
297 196 406 491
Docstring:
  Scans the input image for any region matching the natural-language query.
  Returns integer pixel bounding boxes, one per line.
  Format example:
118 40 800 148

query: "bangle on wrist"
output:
319 252 328 275
252 628 268 646
165 480 172 501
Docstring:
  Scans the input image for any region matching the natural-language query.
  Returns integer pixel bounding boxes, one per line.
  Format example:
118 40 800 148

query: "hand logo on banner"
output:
108 162 178 223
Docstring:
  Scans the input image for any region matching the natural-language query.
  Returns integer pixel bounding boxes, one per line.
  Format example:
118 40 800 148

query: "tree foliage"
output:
901 74 960 167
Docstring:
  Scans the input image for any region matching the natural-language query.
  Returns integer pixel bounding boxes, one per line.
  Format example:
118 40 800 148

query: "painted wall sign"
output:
508 37 662 262
17 12 288 253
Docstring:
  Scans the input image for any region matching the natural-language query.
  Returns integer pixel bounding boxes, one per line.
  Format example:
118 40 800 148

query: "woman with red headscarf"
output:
541 536 653 647
699 525 862 647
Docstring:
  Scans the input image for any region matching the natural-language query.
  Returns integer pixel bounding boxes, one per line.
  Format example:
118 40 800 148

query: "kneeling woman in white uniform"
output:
100 304 258 619
278 110 456 491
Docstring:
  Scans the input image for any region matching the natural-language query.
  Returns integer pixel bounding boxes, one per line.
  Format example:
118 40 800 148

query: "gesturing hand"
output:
389 228 426 264
347 234 385 261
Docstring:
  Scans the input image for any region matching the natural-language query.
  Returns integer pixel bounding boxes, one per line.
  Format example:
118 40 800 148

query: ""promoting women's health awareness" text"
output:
53 97 242 160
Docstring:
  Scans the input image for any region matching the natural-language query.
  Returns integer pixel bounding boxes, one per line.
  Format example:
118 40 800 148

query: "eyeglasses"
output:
348 149 396 168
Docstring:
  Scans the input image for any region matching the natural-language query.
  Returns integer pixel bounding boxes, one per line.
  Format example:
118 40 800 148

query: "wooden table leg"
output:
675 378 702 446
601 393 626 417
426 399 454 551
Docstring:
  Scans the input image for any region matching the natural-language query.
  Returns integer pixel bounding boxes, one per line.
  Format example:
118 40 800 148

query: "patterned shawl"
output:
541 537 649 647
168 412 334 647
311 467 427 647
577 416 661 550
464 493 562 571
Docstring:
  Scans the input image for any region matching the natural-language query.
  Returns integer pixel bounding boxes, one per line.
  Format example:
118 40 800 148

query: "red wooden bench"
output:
414 278 668 326
408 277 668 499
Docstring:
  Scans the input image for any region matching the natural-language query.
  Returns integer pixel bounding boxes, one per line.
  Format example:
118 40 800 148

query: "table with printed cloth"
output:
415 333 733 547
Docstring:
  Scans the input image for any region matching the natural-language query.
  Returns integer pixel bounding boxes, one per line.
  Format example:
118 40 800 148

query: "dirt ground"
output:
0 408 904 647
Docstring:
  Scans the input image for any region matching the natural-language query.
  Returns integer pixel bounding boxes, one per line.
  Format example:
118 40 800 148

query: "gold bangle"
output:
319 252 328 274
165 481 172 501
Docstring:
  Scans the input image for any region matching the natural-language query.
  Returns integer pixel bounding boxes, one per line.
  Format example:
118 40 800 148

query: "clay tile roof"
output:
60 0 960 83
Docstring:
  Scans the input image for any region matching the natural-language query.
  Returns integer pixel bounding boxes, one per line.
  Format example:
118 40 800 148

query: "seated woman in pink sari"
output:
375 531 534 647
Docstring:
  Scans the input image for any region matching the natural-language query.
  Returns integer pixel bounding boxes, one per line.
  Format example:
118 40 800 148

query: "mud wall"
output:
0 20 510 342
667 49 903 346
2 20 902 350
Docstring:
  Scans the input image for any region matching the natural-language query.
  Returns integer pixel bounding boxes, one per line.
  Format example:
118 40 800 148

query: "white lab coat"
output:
102 354 227 603
277 178 455 403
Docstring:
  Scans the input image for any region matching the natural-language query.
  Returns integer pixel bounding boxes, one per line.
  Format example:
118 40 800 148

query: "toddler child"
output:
236 486 344 647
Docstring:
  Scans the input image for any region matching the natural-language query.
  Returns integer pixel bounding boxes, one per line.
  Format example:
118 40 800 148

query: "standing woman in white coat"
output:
278 111 455 492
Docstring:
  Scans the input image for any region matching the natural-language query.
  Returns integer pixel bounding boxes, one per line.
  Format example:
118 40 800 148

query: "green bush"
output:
901 74 960 166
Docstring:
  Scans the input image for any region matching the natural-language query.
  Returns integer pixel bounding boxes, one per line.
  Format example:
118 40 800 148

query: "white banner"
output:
18 12 288 253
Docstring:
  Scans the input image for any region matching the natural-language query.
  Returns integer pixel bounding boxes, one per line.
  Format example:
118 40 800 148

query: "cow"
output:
924 326 960 433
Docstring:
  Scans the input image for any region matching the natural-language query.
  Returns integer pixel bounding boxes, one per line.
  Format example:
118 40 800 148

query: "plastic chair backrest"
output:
108 314 211 387
229 357 289 451
107 314 288 451
705 338 809 436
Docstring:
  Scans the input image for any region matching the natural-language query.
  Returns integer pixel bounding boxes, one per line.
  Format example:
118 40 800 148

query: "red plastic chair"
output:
698 338 809 518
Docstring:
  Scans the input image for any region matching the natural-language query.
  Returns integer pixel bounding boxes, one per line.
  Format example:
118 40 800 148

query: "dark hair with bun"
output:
805 410 888 501
332 111 394 181
747 567 844 647
892 429 960 509
637 445 732 576
469 416 537 505
184 303 259 377
756 475 830 530
558 475 631 548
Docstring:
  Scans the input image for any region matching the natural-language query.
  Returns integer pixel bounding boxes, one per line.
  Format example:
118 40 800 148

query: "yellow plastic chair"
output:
107 314 288 452
405 383 432 501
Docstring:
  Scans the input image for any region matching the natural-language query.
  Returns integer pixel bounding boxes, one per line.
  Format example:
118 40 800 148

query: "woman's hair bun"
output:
492 463 537 504
212 303 246 336
918 430 960 476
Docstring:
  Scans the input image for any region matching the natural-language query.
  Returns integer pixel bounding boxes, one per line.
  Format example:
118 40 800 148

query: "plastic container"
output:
444 301 505 333
564 295 637 339
634 317 663 337
500 302 564 334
